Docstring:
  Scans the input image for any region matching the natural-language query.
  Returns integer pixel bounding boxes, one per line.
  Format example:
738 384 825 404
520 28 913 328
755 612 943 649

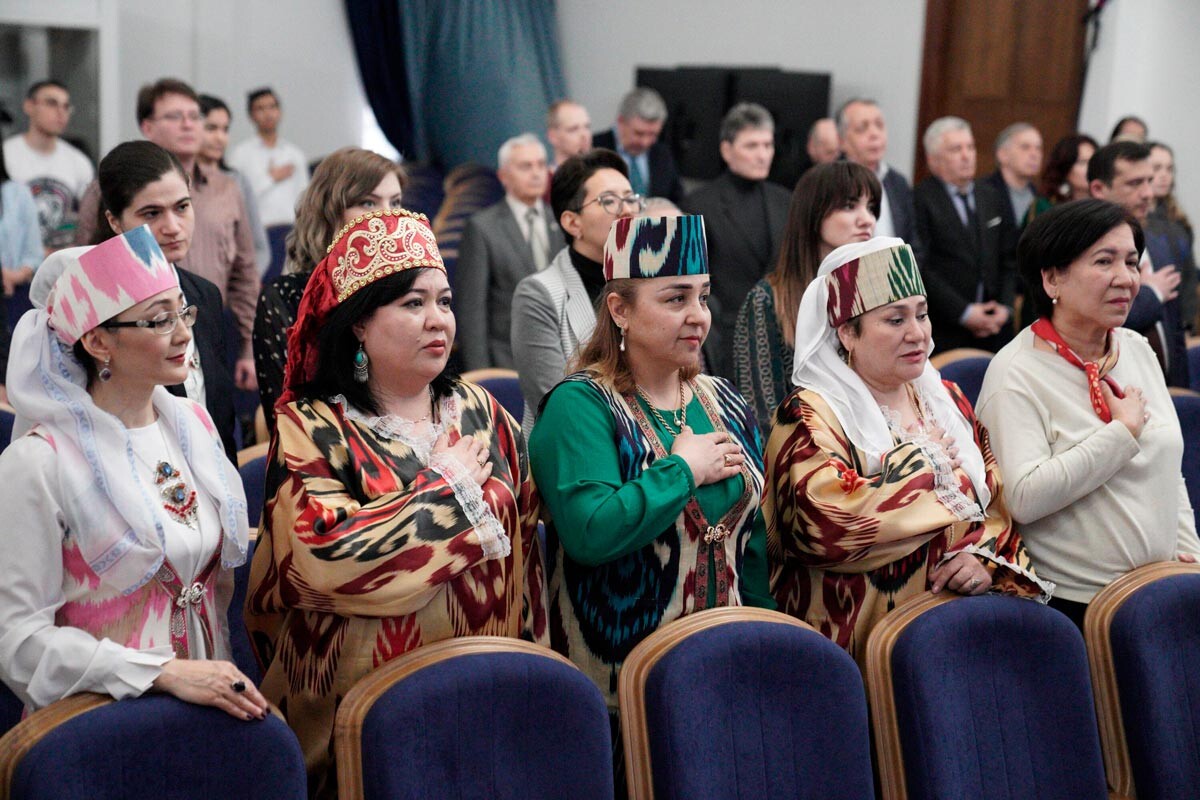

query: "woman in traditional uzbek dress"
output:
245 209 546 796
0 228 263 719
764 236 1051 662
528 214 774 792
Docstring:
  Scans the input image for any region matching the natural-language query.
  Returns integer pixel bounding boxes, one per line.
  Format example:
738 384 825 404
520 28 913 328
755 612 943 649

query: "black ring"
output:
232 680 247 693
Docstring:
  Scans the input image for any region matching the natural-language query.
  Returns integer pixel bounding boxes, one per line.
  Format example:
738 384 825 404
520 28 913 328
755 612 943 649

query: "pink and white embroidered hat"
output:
45 225 179 345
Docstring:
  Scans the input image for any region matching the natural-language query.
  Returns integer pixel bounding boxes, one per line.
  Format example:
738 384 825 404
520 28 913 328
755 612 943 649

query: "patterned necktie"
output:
526 206 549 270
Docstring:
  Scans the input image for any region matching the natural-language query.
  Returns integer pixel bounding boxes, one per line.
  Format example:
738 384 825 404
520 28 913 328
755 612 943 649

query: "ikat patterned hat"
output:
603 214 709 281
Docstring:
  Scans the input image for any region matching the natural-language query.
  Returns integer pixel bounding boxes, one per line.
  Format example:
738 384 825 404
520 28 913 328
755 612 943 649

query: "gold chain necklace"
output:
636 376 688 434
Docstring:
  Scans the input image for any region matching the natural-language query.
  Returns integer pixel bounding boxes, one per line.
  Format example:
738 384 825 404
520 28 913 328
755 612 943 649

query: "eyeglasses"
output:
577 192 646 215
102 306 198 335
155 111 202 124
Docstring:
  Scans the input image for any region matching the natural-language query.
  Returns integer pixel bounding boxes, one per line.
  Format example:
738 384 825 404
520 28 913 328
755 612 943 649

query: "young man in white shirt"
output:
228 87 308 277
3 80 94 252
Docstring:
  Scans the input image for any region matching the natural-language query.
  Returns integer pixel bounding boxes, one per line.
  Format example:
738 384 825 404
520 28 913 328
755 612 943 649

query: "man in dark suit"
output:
983 122 1045 232
682 102 791 378
1089 140 1188 386
173 268 237 460
837 98 926 267
455 133 564 371
914 116 1018 354
593 87 683 202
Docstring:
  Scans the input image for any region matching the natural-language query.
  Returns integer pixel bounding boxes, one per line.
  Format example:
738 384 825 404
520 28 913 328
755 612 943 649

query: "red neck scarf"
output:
1031 317 1123 422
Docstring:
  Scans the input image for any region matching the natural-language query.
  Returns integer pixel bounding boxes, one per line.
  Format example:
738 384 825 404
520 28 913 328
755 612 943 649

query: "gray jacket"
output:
510 246 596 433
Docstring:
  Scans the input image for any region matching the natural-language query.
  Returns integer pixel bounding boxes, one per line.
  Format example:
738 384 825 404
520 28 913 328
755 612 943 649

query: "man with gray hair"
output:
983 122 1047 232
593 87 683 201
836 98 924 265
455 132 564 370
914 116 1017 353
682 102 790 377
805 118 840 169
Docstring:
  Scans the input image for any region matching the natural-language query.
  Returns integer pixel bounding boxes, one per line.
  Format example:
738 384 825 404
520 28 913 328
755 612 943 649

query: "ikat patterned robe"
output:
245 382 547 792
765 382 1049 662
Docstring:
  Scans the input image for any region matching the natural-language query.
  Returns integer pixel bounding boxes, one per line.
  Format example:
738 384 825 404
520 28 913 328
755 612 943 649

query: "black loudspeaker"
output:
731 68 831 190
635 67 731 181
632 66 831 189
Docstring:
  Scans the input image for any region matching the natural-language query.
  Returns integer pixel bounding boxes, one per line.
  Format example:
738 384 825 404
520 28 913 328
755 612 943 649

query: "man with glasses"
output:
511 148 641 431
76 78 261 392
4 80 94 252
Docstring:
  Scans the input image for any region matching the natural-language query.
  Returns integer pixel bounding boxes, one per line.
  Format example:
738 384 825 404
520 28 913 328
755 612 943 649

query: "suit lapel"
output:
499 203 534 262
554 250 594 345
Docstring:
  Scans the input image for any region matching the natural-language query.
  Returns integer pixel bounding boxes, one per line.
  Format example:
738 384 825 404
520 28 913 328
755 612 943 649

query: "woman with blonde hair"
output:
252 146 405 424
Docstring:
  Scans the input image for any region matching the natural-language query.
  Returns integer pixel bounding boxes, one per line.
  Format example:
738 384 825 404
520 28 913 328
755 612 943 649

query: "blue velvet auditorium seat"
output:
334 637 613 800
1085 562 1200 799
228 537 262 686
0 693 306 799
936 355 991 408
618 607 874 800
1173 392 1200 531
866 593 1109 800
461 368 524 422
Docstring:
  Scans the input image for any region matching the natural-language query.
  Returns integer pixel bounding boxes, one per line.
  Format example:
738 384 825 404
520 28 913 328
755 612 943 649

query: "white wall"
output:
1078 0 1200 219
108 0 365 159
556 0 928 178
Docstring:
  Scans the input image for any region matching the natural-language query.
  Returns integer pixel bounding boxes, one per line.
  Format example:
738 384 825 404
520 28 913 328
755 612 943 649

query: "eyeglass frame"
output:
154 110 202 124
100 305 199 335
574 191 646 215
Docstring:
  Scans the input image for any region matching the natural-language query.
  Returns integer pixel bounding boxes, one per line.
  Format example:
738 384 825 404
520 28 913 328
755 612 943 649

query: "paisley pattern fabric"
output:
245 381 547 792
765 381 1051 663
546 372 764 706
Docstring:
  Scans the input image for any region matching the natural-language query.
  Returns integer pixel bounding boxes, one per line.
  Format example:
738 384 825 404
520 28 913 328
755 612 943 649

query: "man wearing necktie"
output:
455 133 565 371
593 87 684 203
914 116 1018 353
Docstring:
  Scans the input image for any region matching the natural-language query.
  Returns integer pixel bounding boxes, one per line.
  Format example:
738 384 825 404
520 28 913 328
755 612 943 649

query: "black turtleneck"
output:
724 172 771 264
568 246 607 305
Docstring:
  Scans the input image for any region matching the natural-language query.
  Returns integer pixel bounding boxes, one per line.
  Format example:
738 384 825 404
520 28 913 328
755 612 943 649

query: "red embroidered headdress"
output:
278 209 444 408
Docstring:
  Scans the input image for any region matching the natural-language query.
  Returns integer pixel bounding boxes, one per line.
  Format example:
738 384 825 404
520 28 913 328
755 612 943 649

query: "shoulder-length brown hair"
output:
286 147 407 274
767 162 881 347
572 279 701 395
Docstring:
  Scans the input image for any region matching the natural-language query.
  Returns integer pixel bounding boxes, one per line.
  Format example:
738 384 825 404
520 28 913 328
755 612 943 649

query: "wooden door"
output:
915 0 1090 184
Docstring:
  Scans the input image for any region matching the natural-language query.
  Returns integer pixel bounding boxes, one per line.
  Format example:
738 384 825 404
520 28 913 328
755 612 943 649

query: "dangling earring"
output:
353 343 369 383
619 325 626 352
845 349 854 369
99 357 113 382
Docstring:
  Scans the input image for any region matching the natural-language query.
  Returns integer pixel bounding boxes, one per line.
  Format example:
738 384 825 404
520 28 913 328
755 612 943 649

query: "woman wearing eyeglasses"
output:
0 228 267 721
511 148 644 432
34 141 239 460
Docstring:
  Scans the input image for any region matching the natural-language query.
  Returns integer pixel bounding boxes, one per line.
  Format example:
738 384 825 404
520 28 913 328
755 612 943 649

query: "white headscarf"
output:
790 237 990 516
6 244 249 595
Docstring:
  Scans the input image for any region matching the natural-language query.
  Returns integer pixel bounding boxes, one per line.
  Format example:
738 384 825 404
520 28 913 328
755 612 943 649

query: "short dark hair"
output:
136 78 199 125
1017 198 1144 319
1109 115 1147 143
26 80 69 100
549 147 628 242
198 94 230 119
1087 140 1151 186
246 87 276 113
96 140 189 244
301 269 458 415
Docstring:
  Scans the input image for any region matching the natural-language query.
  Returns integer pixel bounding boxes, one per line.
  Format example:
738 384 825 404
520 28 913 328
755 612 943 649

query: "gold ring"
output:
724 454 732 466
477 454 487 466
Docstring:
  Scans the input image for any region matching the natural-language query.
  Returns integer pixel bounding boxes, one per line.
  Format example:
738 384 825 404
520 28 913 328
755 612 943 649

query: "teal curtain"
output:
401 0 566 169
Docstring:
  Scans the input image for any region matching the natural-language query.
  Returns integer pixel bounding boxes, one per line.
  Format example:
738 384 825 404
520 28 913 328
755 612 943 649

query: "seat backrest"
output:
1086 562 1200 800
228 538 262 686
867 593 1108 800
238 453 268 528
937 356 992 408
1188 345 1200 393
0 681 22 738
461 369 524 421
620 607 873 800
0 406 14 456
335 637 613 800
2 693 306 800
1173 394 1200 531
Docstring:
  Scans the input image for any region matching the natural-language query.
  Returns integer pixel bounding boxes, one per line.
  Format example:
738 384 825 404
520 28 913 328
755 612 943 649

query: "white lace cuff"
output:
942 543 1056 602
428 452 511 559
909 432 985 522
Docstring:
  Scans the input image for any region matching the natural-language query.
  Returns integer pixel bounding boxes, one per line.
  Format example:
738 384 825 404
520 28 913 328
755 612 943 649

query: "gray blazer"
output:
454 200 564 371
510 246 596 432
